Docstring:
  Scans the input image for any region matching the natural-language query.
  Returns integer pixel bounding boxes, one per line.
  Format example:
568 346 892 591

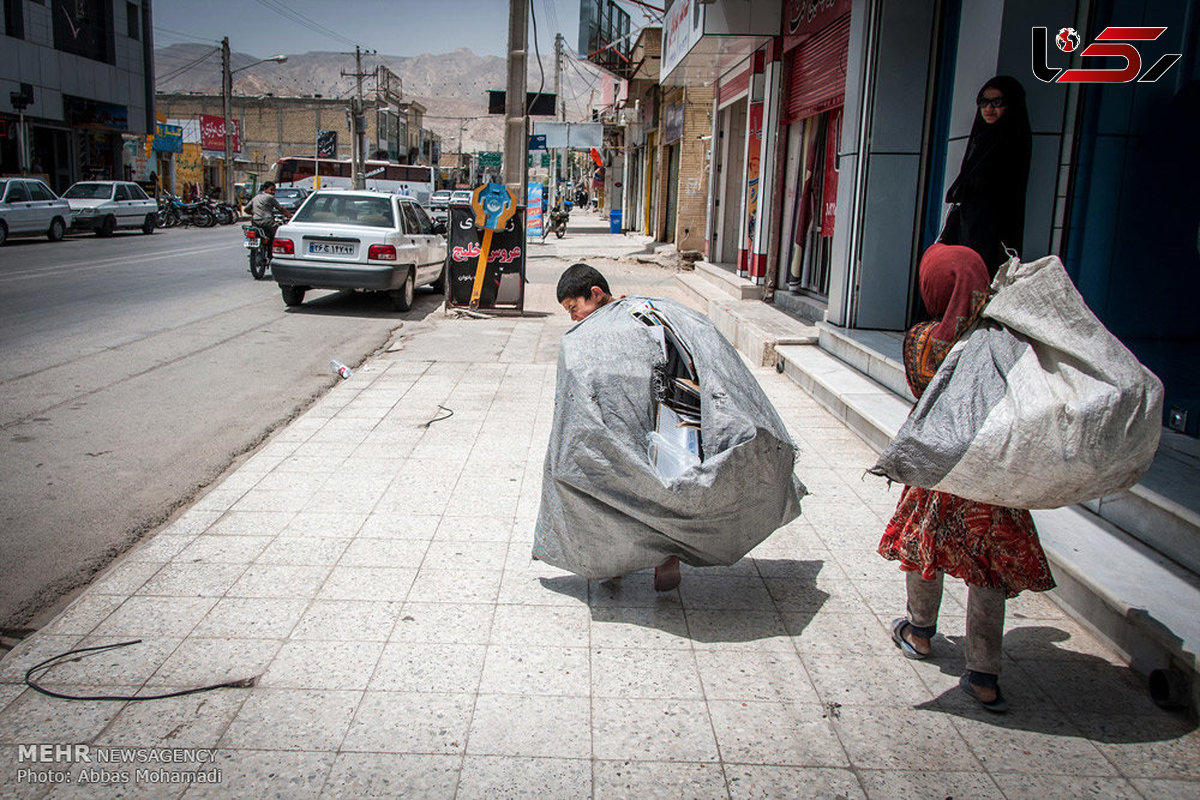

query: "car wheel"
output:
142 215 156 235
47 217 66 242
0 222 7 246
281 285 306 306
97 215 117 237
432 262 448 295
390 268 415 311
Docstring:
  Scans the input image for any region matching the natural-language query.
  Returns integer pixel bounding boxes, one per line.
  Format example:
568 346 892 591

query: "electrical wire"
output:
251 0 357 49
529 0 547 109
157 47 220 85
154 25 217 44
25 640 257 702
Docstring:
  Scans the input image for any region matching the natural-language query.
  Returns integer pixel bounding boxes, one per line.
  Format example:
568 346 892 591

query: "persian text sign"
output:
199 114 241 152
662 0 704 82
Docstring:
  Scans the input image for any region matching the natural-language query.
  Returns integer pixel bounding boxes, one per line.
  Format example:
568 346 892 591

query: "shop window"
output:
126 2 138 39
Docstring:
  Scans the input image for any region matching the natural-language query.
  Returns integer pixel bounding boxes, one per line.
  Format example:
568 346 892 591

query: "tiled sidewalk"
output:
0 269 1197 799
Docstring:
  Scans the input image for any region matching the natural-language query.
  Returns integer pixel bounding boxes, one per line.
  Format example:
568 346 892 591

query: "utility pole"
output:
221 36 234 204
342 46 372 189
550 32 563 209
503 0 528 198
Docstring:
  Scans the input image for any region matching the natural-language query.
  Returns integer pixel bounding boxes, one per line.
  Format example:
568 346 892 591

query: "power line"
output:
250 0 357 49
157 47 220 84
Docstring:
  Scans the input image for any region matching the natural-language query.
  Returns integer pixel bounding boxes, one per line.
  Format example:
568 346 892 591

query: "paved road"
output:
0 224 443 629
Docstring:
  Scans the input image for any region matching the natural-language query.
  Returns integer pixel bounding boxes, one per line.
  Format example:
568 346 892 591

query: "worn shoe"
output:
891 618 929 660
959 674 1008 713
653 556 681 591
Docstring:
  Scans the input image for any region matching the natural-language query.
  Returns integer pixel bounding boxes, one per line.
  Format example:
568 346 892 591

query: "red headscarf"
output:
903 243 991 398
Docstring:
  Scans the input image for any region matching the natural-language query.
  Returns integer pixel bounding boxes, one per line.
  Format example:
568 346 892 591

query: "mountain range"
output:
154 43 602 154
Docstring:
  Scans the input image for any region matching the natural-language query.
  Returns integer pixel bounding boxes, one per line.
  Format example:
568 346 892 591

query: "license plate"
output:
308 242 355 256
242 239 258 248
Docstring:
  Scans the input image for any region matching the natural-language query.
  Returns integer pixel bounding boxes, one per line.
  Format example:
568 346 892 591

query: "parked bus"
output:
273 156 435 205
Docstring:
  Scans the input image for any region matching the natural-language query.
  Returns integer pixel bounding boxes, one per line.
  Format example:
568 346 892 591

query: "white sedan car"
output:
63 181 158 236
270 190 448 311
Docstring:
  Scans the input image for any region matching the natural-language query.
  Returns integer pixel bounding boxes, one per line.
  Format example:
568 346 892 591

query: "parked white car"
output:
270 190 448 311
0 177 71 245
63 181 158 236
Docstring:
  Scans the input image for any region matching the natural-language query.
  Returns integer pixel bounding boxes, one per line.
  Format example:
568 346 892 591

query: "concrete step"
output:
817 323 914 401
693 260 763 301
678 274 819 367
773 336 1200 713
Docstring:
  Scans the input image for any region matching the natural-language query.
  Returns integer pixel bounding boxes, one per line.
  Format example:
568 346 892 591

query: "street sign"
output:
478 151 502 168
365 166 385 177
528 134 547 150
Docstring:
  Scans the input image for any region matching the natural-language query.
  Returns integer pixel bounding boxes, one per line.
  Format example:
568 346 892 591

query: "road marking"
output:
0 243 237 283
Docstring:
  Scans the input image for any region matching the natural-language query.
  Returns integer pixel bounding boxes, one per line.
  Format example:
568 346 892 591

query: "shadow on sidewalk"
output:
914 625 1198 742
537 558 830 646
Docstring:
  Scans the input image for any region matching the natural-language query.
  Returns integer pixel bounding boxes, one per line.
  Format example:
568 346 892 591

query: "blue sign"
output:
153 122 183 153
526 181 544 239
528 134 547 150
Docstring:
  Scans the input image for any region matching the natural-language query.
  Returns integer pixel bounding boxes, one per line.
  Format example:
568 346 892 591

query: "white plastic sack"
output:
871 255 1163 509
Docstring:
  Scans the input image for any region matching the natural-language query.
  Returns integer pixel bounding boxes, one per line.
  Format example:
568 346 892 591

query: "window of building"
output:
4 0 25 40
53 0 114 64
126 2 138 39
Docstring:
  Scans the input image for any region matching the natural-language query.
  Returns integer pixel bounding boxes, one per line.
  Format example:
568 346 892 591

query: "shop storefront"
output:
774 0 851 301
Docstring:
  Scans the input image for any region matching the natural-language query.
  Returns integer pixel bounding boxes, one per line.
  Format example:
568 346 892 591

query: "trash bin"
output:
609 209 622 233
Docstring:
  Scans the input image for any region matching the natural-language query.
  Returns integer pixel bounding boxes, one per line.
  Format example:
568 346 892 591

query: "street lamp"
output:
222 37 287 204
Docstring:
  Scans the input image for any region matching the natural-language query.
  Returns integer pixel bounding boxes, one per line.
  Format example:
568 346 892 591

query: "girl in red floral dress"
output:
879 243 1055 712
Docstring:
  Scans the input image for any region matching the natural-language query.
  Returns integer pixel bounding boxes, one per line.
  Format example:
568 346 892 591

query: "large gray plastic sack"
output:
871 255 1163 509
533 297 805 578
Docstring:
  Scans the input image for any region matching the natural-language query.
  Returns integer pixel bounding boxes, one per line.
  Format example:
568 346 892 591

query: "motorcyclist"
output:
248 181 291 252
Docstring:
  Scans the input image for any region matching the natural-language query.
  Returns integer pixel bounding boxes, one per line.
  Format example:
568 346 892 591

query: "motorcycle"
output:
204 190 239 225
242 214 284 280
543 205 569 239
157 194 216 228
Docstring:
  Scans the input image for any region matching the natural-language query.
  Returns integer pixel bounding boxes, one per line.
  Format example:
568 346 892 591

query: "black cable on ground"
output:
422 405 455 428
25 640 257 701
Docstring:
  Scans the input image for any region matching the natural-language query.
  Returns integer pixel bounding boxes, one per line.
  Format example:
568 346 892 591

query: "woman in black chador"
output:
940 75 1032 276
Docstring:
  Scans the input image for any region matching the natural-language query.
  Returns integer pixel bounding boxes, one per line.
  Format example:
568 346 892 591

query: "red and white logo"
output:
1055 27 1081 52
1033 26 1181 84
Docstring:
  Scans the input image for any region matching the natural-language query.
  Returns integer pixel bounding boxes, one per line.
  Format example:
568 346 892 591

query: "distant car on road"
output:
0 177 72 246
429 189 452 224
449 190 473 206
62 181 158 236
270 189 449 311
273 186 310 213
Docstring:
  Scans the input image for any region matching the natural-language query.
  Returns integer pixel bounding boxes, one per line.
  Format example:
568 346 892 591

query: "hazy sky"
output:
153 0 660 61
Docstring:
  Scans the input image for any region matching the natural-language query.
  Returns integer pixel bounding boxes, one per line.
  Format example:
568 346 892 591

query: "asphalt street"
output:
0 224 443 630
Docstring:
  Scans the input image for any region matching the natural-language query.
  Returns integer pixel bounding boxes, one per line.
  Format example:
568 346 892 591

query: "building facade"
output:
1 0 155 192
154 92 438 196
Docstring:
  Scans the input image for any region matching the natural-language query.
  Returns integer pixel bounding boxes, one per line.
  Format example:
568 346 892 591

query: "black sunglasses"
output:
977 96 1006 109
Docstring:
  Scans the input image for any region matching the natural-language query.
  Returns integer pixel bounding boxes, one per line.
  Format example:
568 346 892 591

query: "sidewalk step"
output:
775 343 911 453
773 337 1200 713
678 274 819 366
693 260 763 301
817 323 914 401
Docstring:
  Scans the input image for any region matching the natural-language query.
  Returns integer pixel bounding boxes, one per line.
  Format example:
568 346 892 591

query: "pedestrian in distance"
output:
881 243 1055 713
940 75 1032 277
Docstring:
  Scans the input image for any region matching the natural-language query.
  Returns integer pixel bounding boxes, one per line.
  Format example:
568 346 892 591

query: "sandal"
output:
959 674 1008 713
891 618 929 660
653 556 681 591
